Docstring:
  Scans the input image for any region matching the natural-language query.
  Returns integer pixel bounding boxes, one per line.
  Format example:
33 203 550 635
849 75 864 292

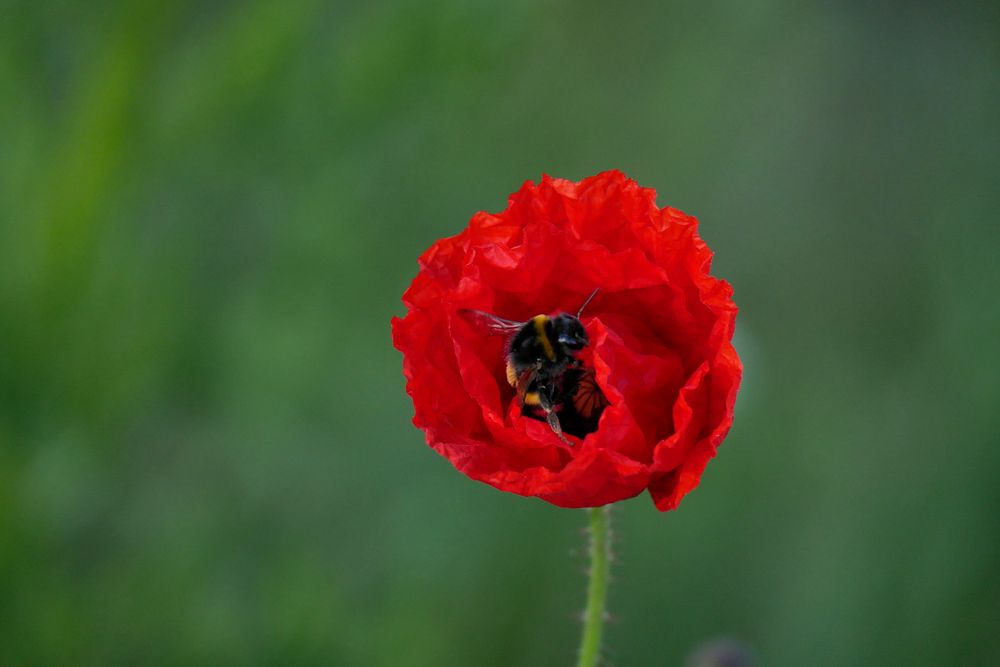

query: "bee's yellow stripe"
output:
523 391 541 406
532 315 555 361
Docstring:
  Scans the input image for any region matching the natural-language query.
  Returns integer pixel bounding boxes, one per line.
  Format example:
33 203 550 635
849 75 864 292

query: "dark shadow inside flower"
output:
509 366 609 440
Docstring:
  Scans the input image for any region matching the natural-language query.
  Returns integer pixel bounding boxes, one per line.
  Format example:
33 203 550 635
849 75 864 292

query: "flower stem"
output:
577 505 611 667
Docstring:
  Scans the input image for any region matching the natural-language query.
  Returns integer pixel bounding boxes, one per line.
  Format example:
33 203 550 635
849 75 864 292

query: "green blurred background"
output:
2 1 998 665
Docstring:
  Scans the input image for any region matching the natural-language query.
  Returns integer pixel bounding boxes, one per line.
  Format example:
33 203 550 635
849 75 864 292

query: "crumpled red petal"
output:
392 170 741 510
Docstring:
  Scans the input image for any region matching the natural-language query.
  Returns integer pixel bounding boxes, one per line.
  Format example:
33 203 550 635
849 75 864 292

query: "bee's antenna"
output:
577 288 600 318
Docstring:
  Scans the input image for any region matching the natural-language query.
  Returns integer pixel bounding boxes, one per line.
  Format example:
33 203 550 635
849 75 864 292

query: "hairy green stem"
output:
577 505 611 667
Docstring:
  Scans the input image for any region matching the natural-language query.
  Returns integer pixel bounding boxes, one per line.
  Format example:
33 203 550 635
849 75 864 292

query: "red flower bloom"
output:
391 171 741 510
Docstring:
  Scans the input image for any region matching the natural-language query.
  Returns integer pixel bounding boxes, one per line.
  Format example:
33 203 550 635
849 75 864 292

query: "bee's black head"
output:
553 314 589 352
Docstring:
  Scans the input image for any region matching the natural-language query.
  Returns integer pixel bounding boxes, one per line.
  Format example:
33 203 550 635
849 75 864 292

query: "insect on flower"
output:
392 171 741 510
458 289 609 445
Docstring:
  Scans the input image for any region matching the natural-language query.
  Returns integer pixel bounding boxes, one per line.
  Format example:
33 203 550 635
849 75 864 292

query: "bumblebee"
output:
459 289 609 444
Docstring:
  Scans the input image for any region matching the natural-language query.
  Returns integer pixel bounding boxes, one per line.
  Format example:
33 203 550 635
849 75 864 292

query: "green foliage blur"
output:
2 1 998 665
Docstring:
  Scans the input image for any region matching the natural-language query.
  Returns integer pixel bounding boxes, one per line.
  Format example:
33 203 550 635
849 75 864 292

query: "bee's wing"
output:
571 368 610 418
515 365 538 397
457 309 525 336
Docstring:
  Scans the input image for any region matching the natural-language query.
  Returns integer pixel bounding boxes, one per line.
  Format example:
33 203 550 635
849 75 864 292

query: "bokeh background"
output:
2 1 999 665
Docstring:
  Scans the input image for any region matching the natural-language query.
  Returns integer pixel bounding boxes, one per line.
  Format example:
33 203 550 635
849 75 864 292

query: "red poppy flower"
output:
391 170 741 510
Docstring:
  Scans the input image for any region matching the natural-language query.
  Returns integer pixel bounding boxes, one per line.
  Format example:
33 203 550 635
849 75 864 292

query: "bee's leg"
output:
545 410 571 445
538 391 572 446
